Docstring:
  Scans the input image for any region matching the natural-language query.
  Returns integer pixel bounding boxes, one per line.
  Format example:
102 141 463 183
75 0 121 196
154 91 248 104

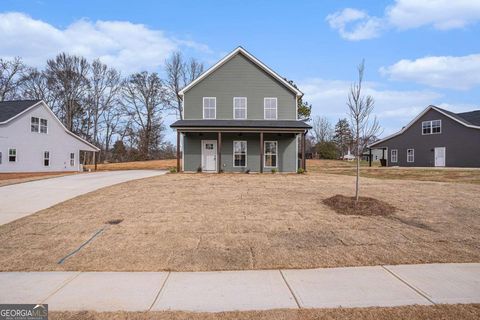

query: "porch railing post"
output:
176 130 181 172
260 132 264 173
218 131 222 172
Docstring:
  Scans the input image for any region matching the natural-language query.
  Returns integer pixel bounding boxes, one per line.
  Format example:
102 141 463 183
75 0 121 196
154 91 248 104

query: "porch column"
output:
218 131 222 172
301 131 306 171
176 130 181 172
260 132 264 173
369 148 372 167
93 151 97 171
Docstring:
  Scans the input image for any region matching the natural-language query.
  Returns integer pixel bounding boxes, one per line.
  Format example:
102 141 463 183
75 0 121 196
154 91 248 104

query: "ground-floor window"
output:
70 152 75 166
407 149 414 163
264 141 278 168
233 141 247 167
8 148 16 162
391 149 398 163
44 151 50 166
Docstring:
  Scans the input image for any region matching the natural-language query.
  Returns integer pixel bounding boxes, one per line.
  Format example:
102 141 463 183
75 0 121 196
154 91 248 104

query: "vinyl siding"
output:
183 53 296 120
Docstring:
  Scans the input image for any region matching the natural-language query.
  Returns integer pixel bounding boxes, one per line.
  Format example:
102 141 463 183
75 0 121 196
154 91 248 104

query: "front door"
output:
202 140 217 172
434 147 446 167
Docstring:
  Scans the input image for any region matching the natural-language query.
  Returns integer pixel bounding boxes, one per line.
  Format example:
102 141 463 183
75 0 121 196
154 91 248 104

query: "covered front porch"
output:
172 120 311 173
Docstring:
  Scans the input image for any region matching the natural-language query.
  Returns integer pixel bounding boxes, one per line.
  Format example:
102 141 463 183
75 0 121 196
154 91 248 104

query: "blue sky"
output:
1 0 480 142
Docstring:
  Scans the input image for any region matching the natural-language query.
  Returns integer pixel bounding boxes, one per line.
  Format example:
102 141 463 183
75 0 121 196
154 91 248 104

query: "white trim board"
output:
369 105 480 148
179 47 303 97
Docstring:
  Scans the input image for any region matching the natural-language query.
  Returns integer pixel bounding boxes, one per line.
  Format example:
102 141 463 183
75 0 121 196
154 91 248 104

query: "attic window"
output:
422 120 441 135
40 119 48 133
31 117 39 132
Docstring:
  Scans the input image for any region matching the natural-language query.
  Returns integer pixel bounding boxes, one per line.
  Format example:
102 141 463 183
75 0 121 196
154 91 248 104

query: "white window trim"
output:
264 97 278 120
233 140 247 167
264 141 278 168
43 151 50 167
391 149 398 163
407 149 415 163
8 148 17 162
203 97 216 119
422 120 441 135
233 97 247 120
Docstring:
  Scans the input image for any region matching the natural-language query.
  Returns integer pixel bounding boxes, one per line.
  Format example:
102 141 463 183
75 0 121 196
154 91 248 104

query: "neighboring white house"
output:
0 100 99 173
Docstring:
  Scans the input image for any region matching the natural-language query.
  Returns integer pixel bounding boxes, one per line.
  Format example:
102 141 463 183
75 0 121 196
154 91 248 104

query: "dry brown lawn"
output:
310 159 480 184
51 304 480 320
85 159 176 171
0 172 76 187
1 171 479 272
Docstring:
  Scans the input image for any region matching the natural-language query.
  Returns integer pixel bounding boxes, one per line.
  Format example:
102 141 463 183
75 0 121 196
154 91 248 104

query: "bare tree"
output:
86 59 122 146
45 53 90 132
0 57 26 101
122 71 168 159
347 60 381 201
311 116 333 144
164 52 204 119
21 67 58 108
100 106 124 161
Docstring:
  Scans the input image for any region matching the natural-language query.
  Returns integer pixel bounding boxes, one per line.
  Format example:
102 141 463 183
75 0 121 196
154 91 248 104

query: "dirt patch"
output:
85 159 176 171
323 194 396 217
106 219 123 225
50 304 480 320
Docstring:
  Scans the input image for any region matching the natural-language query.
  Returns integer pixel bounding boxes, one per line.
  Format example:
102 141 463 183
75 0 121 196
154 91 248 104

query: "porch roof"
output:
171 119 311 131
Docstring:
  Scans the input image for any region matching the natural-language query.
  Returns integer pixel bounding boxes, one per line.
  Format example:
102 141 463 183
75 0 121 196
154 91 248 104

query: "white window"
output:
264 98 277 120
43 151 50 166
391 149 398 163
233 141 247 167
203 97 216 119
31 117 39 132
233 97 247 119
264 141 278 168
422 120 441 135
9 148 16 162
40 119 48 133
407 149 414 163
70 152 75 166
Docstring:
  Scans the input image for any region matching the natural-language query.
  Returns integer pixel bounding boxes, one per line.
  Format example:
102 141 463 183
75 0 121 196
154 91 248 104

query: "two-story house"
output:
171 47 311 173
368 105 480 167
0 100 99 172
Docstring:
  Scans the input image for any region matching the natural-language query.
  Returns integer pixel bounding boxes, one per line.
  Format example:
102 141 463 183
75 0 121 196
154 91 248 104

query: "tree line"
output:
0 53 204 162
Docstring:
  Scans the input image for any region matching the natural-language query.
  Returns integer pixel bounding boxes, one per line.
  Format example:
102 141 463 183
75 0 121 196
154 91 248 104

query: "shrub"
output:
245 169 250 174
297 168 305 174
271 168 277 174
197 166 202 173
316 141 338 159
169 167 177 173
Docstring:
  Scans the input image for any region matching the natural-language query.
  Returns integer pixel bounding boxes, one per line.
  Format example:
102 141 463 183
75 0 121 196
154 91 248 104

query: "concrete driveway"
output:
0 170 165 225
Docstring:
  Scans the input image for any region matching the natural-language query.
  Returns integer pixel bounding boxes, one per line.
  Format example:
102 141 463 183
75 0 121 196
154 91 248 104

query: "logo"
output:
0 304 48 320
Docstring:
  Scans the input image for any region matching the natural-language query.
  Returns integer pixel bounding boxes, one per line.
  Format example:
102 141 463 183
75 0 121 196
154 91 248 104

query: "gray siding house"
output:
171 47 311 173
368 105 480 167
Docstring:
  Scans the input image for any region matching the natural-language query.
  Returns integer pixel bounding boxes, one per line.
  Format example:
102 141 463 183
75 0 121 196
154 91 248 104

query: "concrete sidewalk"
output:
0 170 165 225
0 263 478 312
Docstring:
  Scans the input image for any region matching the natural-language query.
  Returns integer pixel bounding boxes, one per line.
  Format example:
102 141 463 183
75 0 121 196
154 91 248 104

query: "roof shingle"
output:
0 100 41 123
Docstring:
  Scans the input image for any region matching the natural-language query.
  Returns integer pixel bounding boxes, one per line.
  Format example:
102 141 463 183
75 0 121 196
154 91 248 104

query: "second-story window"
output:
40 119 48 133
264 98 277 120
31 117 39 132
233 97 247 119
422 120 441 135
203 97 216 119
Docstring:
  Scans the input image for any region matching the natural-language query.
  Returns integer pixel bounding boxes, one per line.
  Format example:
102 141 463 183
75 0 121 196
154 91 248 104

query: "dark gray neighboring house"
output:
368 105 480 167
171 47 311 173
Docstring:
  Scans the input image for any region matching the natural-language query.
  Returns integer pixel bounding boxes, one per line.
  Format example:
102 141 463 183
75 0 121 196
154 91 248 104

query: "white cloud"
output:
298 78 443 135
0 12 210 72
387 0 480 30
326 8 383 41
327 0 480 40
380 54 480 90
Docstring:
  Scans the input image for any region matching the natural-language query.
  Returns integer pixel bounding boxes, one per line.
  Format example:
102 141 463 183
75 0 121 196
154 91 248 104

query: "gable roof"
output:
369 105 480 148
0 100 42 123
178 46 303 97
0 99 99 151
